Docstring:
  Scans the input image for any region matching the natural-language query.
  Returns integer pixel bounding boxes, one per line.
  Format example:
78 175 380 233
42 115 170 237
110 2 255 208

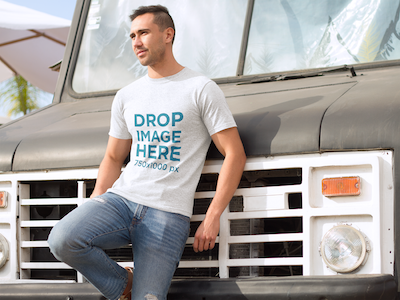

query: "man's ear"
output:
164 27 174 44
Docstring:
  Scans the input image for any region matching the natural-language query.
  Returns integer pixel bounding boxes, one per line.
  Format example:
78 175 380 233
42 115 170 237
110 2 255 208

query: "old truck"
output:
1 0 400 299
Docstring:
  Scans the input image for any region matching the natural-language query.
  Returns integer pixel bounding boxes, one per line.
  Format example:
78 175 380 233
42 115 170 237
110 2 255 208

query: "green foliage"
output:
0 75 40 117
357 21 381 63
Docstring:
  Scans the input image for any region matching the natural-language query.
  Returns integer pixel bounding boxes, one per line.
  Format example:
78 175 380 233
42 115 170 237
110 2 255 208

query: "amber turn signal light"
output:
0 191 7 208
322 177 361 197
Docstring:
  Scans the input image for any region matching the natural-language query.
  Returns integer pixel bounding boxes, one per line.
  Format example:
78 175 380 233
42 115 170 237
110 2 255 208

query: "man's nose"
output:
133 37 143 48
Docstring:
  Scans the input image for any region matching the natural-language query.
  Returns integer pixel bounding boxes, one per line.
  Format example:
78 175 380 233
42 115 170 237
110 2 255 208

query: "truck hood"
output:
1 66 398 172
0 97 113 171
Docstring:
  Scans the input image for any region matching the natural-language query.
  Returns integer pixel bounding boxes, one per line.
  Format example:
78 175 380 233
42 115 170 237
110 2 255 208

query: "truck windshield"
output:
244 0 400 75
72 0 400 93
72 0 247 93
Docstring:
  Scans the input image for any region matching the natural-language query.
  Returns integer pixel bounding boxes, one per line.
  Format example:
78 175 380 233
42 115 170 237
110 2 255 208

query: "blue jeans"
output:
48 192 190 300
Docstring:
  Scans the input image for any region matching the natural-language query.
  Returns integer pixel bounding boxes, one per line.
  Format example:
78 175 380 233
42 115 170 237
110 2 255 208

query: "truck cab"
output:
1 0 400 299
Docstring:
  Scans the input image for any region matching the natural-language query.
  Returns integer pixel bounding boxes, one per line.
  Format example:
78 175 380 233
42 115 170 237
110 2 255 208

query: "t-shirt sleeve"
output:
199 81 237 136
109 92 132 139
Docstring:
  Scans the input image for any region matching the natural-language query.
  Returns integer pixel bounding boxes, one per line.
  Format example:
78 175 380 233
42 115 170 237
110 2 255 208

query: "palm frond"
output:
0 75 40 116
197 45 219 78
253 46 274 73
357 21 381 63
375 1 400 61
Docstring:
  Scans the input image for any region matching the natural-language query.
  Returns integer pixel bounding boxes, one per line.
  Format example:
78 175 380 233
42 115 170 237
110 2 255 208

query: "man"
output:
48 5 245 300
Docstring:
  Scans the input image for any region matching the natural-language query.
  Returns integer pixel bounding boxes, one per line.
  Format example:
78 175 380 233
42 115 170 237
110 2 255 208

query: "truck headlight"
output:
320 224 367 273
0 233 9 268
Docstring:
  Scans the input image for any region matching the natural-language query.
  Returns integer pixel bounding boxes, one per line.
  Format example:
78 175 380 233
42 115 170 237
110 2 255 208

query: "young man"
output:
48 5 246 300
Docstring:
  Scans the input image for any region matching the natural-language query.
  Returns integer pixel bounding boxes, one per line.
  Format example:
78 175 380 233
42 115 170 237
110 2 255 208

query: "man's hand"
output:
192 127 246 253
193 213 220 252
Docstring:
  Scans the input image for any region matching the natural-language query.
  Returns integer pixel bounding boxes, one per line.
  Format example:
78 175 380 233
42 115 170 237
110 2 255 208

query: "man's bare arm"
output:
90 136 132 198
193 127 246 252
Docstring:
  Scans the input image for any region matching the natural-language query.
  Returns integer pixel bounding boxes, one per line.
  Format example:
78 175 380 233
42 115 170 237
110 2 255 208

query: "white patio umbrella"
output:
0 0 71 93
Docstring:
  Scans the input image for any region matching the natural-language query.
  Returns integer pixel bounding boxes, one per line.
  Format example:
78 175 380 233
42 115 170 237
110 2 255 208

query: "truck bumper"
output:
169 274 398 300
0 274 397 300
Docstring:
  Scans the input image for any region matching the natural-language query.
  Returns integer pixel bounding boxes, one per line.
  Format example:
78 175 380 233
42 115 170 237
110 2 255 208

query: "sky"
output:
0 0 78 120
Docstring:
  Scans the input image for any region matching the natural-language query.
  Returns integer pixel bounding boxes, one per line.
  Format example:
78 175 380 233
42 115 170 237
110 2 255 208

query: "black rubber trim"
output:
0 275 397 300
169 275 398 300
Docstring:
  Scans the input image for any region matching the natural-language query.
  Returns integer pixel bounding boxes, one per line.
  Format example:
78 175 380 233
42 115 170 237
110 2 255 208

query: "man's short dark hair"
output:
129 5 175 43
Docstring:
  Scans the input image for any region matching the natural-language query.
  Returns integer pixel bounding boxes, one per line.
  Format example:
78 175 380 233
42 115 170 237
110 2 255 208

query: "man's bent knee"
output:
47 222 77 262
48 224 65 261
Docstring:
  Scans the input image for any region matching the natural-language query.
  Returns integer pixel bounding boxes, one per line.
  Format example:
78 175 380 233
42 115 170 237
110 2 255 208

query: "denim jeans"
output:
48 192 190 300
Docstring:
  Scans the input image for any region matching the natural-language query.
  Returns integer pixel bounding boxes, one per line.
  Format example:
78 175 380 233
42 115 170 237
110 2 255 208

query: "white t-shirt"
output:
107 68 236 217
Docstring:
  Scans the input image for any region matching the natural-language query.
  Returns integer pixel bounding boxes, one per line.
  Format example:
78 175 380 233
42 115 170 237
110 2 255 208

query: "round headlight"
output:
320 224 367 273
0 233 9 268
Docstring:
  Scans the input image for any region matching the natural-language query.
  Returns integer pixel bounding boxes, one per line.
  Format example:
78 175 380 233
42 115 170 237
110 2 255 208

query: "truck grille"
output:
14 152 393 281
17 166 302 281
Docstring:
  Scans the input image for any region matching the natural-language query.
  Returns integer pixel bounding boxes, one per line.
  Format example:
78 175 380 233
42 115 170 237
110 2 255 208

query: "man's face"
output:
130 13 166 67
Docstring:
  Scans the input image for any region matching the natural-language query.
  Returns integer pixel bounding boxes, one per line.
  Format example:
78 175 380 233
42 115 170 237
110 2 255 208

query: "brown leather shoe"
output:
120 267 133 300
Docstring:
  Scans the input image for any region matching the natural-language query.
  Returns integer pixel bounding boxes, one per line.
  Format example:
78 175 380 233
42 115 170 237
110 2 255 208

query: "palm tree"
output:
0 75 40 117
